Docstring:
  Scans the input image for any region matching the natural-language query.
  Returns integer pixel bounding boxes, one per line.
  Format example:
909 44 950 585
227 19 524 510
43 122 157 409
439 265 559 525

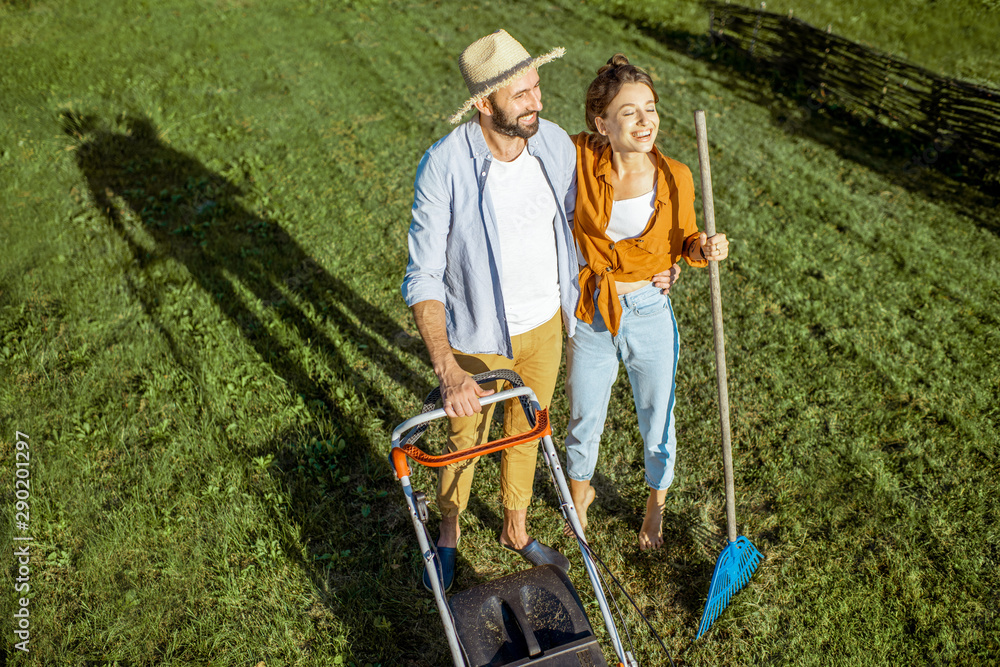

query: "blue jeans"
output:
565 283 679 490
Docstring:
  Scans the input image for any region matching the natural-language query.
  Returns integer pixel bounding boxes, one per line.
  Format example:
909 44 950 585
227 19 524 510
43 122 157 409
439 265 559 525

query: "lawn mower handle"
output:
390 385 539 447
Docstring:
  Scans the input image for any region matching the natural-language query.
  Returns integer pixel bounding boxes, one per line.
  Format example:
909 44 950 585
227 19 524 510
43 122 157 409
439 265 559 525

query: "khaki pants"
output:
437 311 563 516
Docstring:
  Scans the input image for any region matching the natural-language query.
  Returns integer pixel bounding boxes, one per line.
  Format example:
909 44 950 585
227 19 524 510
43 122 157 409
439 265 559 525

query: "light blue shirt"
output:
401 117 579 357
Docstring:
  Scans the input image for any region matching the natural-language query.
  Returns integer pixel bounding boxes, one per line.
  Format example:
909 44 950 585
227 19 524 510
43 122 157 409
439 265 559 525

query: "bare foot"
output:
499 508 530 550
564 481 596 538
638 489 667 551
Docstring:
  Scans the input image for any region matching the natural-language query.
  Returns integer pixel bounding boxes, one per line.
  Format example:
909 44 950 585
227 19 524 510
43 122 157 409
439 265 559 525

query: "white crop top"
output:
606 182 656 243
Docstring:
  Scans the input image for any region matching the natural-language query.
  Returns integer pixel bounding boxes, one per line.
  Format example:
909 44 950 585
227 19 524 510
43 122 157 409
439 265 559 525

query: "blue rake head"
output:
696 535 763 640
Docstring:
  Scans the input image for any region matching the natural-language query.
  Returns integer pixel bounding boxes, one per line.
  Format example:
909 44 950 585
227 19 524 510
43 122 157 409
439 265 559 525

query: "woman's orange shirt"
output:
571 132 707 335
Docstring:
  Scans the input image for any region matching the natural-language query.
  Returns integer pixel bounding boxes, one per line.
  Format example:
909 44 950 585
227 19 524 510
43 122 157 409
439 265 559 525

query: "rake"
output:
693 109 764 640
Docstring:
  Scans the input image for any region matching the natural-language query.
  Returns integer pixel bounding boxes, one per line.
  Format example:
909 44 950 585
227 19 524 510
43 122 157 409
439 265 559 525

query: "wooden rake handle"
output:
694 110 738 544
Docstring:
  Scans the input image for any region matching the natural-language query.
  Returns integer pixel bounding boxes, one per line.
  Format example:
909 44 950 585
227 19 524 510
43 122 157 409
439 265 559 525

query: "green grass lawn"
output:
2 0 998 665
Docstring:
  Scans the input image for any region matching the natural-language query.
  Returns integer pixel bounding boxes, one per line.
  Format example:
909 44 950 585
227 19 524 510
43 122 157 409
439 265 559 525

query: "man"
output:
401 29 579 592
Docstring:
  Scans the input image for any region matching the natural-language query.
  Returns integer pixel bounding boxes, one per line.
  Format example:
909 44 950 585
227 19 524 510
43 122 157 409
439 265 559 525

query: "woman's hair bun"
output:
597 53 630 76
608 53 630 67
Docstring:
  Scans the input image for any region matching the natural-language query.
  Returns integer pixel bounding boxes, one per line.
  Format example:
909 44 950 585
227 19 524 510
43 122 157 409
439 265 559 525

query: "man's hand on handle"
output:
437 363 494 418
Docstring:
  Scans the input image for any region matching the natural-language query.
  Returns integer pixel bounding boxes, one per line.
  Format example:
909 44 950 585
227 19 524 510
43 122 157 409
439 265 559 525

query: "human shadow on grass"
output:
616 22 1000 235
66 112 459 665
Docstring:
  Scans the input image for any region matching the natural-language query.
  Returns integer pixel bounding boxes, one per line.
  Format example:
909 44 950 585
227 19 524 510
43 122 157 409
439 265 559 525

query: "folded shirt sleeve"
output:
676 163 709 268
401 149 450 307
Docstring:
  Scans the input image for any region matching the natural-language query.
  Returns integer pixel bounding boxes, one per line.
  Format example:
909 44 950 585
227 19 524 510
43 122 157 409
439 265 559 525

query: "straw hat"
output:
449 29 565 124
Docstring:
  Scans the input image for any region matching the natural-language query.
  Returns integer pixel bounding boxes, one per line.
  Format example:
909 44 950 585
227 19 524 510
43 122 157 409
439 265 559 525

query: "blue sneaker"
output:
422 546 457 593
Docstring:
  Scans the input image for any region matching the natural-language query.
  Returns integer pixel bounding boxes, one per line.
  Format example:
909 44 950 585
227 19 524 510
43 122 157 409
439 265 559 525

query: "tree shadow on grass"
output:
66 112 455 664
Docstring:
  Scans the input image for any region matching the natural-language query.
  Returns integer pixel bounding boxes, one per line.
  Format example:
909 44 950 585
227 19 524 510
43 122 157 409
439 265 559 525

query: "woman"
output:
565 54 729 550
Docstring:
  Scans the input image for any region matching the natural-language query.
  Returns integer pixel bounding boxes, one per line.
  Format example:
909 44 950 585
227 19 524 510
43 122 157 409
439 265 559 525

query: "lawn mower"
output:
389 369 640 666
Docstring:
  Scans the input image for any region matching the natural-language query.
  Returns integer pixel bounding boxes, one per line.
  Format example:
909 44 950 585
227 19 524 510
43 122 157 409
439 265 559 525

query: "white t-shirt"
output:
487 148 561 336
606 183 656 242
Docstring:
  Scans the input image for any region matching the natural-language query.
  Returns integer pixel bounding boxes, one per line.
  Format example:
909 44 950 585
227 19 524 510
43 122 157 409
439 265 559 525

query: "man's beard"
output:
491 101 539 139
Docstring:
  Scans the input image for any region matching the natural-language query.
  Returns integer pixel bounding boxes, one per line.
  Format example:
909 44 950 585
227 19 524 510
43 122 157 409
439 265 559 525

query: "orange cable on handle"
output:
390 447 412 479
